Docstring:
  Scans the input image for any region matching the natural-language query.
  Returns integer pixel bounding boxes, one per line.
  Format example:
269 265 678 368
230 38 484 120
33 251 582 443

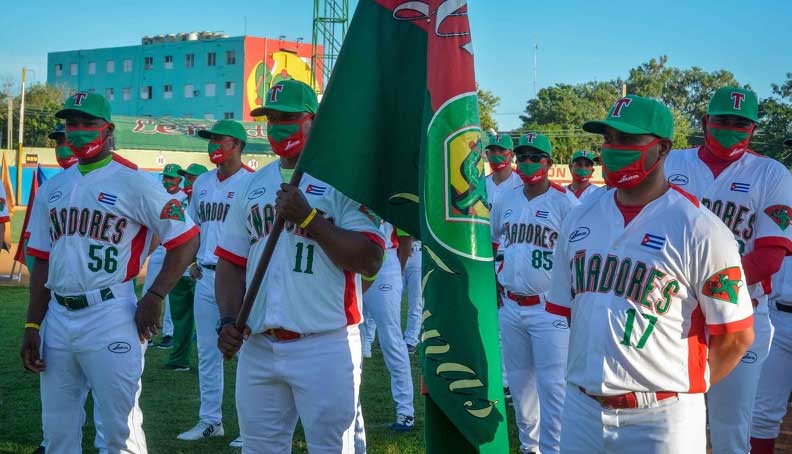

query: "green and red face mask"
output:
267 116 312 159
705 119 754 161
571 167 593 183
208 139 235 165
55 144 78 169
488 154 511 172
65 124 110 159
515 157 549 185
600 138 662 189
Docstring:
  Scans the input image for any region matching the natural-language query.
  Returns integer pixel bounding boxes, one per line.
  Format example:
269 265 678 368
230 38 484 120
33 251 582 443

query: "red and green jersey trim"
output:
361 231 386 251
26 246 49 260
215 246 248 268
163 226 199 250
708 314 754 335
754 236 792 256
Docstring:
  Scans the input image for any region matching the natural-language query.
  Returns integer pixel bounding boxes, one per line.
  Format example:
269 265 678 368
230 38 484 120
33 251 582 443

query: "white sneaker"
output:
177 422 224 440
229 436 243 448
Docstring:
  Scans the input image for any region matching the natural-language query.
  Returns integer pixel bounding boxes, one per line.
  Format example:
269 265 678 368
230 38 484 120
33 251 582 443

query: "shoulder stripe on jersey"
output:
163 225 200 250
27 246 50 260
545 301 571 318
687 306 707 393
242 164 255 173
708 314 754 336
112 153 138 170
343 270 361 325
755 236 792 256
215 246 247 267
124 227 148 281
549 181 567 193
361 231 386 251
670 184 700 208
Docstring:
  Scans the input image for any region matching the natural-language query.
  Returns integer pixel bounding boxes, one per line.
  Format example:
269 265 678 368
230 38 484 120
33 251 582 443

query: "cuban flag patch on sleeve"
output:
306 184 327 196
535 210 549 219
641 233 666 251
730 182 750 193
97 192 118 206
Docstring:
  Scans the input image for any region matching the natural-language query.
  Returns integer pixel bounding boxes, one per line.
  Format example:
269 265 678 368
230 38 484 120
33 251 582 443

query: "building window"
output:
207 52 216 67
226 50 236 65
204 113 215 120
141 86 152 100
105 88 114 101
185 54 195 68
184 84 195 98
88 62 96 75
70 63 78 76
106 60 115 73
122 87 131 101
224 112 234 120
163 84 173 99
225 81 235 96
55 64 63 76
164 55 173 69
144 56 154 70
205 83 216 97
123 59 133 72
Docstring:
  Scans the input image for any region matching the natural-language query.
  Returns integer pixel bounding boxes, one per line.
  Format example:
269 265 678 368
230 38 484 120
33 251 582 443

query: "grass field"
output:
0 287 521 453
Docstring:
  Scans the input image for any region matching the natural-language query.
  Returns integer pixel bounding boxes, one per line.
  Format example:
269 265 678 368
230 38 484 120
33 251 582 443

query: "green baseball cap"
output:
571 149 597 163
56 92 112 123
48 123 66 140
162 163 182 178
197 119 248 143
708 86 758 123
485 132 514 150
250 79 319 117
178 163 209 177
514 132 553 157
583 95 674 140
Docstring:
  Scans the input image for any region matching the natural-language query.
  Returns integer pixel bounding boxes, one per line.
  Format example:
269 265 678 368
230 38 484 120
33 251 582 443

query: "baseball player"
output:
547 95 755 453
566 149 602 202
20 92 199 453
214 79 385 453
402 236 422 353
485 132 521 210
359 221 415 431
490 131 577 454
664 87 792 453
179 120 252 446
179 163 209 200
142 163 186 350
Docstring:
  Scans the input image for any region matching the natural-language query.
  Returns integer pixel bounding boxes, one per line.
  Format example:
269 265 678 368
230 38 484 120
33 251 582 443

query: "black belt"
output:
777 302 792 314
54 288 115 311
201 263 217 271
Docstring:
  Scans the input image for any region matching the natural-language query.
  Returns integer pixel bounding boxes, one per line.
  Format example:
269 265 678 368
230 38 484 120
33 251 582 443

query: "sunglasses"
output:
516 153 548 163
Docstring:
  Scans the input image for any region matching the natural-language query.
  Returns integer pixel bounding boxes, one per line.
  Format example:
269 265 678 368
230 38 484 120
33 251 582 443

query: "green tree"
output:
754 73 792 166
15 84 67 147
477 87 500 131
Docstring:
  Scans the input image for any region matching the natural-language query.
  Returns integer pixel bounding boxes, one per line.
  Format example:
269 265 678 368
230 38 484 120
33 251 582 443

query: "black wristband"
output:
147 289 166 300
216 316 237 335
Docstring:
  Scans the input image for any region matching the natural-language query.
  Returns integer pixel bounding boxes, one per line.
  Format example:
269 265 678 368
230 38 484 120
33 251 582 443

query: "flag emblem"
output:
97 192 118 206
306 184 327 196
730 182 750 193
641 233 665 251
535 210 549 219
703 267 743 304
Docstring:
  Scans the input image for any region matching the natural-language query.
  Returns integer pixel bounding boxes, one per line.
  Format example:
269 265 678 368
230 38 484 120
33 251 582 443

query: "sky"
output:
1 0 791 130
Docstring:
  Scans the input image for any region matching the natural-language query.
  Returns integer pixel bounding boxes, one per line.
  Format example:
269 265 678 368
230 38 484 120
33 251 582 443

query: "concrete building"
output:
47 32 321 121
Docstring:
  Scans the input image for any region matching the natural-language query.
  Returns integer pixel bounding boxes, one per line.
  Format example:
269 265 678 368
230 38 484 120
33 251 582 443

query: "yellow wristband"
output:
299 208 318 229
25 322 40 330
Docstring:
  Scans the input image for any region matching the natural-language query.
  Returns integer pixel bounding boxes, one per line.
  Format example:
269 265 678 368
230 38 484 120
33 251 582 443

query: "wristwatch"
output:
216 316 237 335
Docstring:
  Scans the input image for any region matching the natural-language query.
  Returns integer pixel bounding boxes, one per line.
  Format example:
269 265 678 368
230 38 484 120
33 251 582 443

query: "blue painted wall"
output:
48 37 245 120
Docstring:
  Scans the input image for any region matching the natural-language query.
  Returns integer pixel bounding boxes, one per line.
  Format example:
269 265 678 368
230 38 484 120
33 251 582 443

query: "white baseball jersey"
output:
547 187 754 395
26 154 199 295
380 221 400 250
187 166 253 266
486 171 522 211
215 161 385 335
0 181 9 223
150 190 191 275
491 182 578 297
565 184 602 203
665 148 792 307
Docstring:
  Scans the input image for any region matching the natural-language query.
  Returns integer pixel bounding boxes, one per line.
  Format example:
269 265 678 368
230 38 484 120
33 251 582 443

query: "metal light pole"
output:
16 68 26 201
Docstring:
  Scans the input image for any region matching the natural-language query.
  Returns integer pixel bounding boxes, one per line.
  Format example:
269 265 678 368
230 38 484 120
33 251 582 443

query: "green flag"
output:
297 1 508 452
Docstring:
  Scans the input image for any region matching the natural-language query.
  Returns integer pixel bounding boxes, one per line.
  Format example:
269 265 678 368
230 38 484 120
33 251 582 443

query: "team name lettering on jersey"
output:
502 222 558 249
49 207 128 244
572 250 680 316
246 203 333 244
197 201 231 223
700 198 755 244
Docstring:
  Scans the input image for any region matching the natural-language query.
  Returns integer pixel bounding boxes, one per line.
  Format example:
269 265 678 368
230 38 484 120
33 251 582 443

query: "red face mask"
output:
65 124 110 159
704 120 754 161
267 116 312 159
487 154 511 172
571 167 593 183
600 138 662 189
208 140 235 165
515 159 548 185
